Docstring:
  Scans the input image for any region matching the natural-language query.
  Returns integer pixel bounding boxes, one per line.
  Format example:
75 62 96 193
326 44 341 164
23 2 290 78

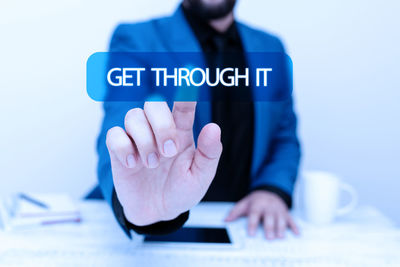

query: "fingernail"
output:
126 154 136 168
147 152 159 168
267 232 275 239
163 139 177 157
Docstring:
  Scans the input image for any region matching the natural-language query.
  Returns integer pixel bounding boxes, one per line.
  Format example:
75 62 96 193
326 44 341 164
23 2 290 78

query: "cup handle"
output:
336 182 358 216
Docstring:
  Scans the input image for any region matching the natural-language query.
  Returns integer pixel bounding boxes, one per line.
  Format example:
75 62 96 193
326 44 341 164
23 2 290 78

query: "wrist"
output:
250 185 292 209
122 204 183 226
112 188 189 236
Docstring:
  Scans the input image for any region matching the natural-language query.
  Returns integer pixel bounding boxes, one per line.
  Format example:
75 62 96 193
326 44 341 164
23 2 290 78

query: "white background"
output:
0 0 399 223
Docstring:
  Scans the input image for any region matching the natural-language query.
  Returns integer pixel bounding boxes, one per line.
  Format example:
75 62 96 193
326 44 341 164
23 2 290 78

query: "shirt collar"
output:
181 3 239 46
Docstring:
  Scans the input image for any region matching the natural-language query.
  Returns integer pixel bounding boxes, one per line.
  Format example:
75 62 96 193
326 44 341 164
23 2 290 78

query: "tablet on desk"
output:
142 226 239 249
145 227 231 244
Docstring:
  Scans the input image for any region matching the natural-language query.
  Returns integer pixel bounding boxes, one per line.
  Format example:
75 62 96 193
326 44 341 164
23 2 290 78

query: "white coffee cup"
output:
302 171 358 224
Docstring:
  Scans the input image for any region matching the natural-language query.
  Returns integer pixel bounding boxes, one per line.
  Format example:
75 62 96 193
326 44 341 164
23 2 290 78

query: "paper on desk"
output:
1 202 400 267
0 193 80 231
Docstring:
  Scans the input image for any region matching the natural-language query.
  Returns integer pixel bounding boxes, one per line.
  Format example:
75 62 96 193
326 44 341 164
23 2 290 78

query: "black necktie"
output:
203 34 254 202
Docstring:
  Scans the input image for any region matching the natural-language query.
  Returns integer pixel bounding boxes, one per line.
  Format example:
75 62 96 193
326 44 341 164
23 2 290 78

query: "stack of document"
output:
0 193 81 231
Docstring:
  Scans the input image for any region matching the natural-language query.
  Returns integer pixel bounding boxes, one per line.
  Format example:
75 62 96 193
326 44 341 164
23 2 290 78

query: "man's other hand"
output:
106 102 222 226
225 190 299 239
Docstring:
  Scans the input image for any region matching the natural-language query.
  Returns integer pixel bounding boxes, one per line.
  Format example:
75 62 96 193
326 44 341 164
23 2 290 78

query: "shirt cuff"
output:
111 188 189 237
250 185 292 209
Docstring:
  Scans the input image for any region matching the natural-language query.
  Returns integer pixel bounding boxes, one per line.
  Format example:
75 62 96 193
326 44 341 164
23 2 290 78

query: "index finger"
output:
172 102 196 131
172 102 196 150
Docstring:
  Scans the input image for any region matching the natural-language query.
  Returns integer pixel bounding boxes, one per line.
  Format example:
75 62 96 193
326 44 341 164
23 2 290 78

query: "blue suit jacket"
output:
97 7 301 209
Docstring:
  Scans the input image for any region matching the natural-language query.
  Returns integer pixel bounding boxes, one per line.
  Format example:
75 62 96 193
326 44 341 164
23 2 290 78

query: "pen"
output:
18 193 49 209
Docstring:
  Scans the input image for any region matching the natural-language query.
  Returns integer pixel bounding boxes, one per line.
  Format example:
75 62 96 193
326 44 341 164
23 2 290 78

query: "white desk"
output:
1 201 399 266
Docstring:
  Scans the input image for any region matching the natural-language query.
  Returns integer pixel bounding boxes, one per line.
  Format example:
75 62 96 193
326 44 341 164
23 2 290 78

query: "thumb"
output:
190 123 222 189
225 199 249 222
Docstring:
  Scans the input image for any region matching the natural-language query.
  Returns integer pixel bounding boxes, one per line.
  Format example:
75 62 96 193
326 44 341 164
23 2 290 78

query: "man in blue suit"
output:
97 0 301 239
